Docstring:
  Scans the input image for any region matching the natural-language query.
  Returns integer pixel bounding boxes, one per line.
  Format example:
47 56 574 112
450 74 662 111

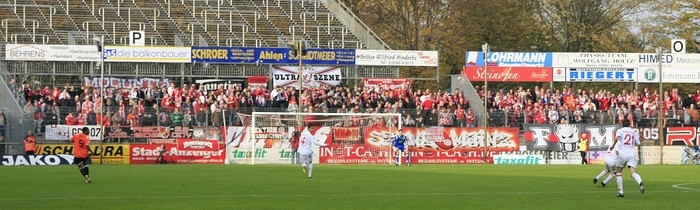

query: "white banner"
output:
103 46 191 63
225 126 322 164
5 44 100 61
271 66 341 88
566 68 636 82
45 125 103 141
355 50 438 66
636 53 700 83
83 77 170 88
552 52 639 68
492 154 544 164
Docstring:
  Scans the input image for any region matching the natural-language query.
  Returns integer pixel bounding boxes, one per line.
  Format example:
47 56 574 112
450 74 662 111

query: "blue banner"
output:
466 51 552 67
191 46 355 65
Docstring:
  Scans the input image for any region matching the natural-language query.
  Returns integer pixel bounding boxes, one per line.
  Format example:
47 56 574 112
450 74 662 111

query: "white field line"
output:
671 183 700 191
0 189 692 202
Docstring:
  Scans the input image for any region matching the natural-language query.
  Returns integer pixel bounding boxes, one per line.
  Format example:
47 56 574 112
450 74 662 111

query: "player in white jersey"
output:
593 144 619 187
610 122 645 197
298 125 328 179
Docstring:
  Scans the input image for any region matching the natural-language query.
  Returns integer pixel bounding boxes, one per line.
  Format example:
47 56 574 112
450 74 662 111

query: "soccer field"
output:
0 164 697 210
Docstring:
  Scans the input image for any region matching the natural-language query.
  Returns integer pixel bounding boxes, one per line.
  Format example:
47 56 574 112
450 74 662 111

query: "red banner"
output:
130 144 225 164
332 127 361 142
319 126 518 164
362 78 411 90
461 66 553 82
247 75 269 88
177 139 219 151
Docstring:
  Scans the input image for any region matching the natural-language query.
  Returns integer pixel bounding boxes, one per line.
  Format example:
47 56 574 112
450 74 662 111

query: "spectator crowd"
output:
7 76 700 134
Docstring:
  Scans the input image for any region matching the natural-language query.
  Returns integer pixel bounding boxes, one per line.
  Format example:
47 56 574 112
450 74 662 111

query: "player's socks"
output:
616 175 623 195
594 170 607 181
395 153 400 166
631 173 643 185
602 175 614 187
307 163 313 178
406 153 410 166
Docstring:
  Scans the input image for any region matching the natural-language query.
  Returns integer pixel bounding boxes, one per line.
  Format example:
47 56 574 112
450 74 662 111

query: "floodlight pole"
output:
656 47 664 164
482 43 489 163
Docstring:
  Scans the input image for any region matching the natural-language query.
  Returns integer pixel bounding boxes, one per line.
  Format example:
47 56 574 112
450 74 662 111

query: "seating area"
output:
0 0 381 49
8 79 472 129
8 72 700 134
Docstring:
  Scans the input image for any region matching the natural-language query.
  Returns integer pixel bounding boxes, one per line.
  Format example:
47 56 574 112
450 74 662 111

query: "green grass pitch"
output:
1 164 698 210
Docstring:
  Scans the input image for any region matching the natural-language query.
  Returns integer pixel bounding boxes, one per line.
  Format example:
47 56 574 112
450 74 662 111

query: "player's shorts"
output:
74 157 89 165
393 145 406 152
604 156 617 172
299 154 312 164
615 154 637 168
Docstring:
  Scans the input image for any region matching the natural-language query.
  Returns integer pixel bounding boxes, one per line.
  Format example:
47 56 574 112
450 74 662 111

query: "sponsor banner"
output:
83 77 170 89
361 78 412 91
194 79 245 91
45 125 102 141
553 68 566 82
35 144 130 164
224 126 328 164
552 52 639 68
679 146 699 165
566 68 636 82
639 146 683 165
461 66 553 82
355 50 438 66
636 53 700 83
190 46 356 65
363 126 520 151
132 126 193 141
130 144 225 164
498 149 582 165
332 127 361 143
637 67 700 83
149 139 177 144
318 126 516 164
103 46 191 63
319 144 494 164
247 76 269 88
586 150 619 165
493 154 544 164
177 139 219 151
523 124 619 152
466 51 553 67
271 66 341 88
5 44 100 61
1 155 75 166
228 148 304 164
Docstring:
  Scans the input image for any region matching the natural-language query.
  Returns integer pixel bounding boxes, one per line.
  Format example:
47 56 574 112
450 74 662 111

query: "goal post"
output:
237 111 402 165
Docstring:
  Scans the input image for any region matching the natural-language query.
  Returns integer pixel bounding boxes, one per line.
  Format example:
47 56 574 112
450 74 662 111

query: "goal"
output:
234 111 402 165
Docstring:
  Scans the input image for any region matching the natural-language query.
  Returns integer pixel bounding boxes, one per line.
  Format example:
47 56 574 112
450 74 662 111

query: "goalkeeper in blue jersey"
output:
392 128 410 166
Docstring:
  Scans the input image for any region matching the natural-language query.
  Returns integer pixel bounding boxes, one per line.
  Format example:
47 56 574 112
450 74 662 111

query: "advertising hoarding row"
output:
464 51 700 83
8 124 699 166
4 44 439 67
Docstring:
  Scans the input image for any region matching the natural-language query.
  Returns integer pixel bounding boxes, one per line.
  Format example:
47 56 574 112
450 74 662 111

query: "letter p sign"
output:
130 31 145 46
671 39 686 54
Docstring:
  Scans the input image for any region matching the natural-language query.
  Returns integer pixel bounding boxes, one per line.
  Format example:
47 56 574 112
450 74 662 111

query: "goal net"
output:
233 111 402 165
